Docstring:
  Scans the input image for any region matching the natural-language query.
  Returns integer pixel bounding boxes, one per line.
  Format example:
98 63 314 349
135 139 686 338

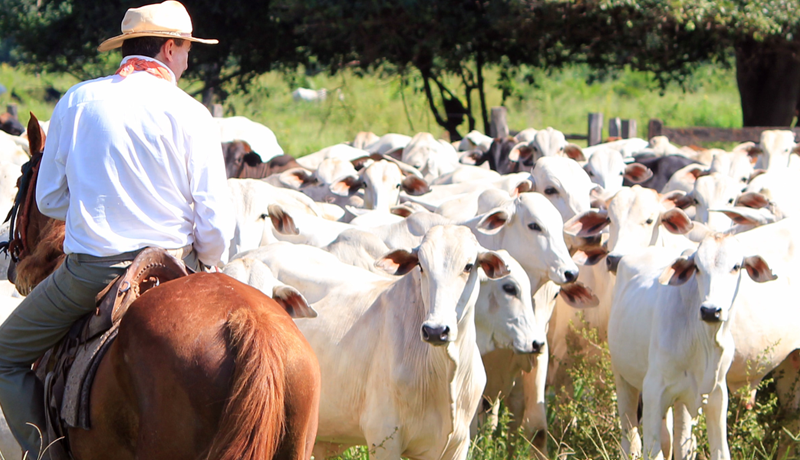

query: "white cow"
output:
295 144 369 171
609 234 776 460
214 116 283 162
221 257 317 318
748 130 797 173
254 226 511 460
292 87 327 102
583 148 653 197
366 133 412 156
530 157 597 221
329 159 429 211
402 133 460 181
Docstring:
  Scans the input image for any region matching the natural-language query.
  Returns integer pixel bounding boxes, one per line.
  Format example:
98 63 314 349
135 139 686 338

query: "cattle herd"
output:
0 114 799 460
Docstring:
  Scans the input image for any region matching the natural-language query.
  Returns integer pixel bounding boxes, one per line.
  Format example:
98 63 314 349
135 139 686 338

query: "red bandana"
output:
115 58 173 83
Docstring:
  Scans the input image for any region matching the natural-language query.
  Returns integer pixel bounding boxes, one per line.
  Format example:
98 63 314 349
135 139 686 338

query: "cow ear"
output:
26 112 45 154
623 163 653 183
267 204 299 235
736 191 769 209
508 142 531 162
792 144 800 156
459 149 485 166
659 256 696 286
512 180 532 196
661 190 695 210
477 251 510 279
712 208 768 226
279 168 315 190
564 144 586 162
350 156 374 171
661 208 693 234
330 175 364 196
572 246 608 266
375 249 419 276
558 282 599 309
564 210 609 238
401 175 430 196
743 255 777 283
476 209 510 235
272 285 318 318
747 146 763 163
390 205 414 218
687 166 709 180
243 151 262 167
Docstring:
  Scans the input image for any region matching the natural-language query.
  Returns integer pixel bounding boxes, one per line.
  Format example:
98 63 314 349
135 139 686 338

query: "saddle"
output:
33 247 191 460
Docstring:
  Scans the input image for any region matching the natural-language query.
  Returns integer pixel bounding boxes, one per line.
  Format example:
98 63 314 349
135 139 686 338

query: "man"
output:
0 1 234 457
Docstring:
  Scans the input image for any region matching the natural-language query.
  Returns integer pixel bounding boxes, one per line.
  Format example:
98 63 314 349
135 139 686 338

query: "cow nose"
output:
700 306 723 323
531 340 545 354
564 270 578 283
606 255 621 273
421 325 450 345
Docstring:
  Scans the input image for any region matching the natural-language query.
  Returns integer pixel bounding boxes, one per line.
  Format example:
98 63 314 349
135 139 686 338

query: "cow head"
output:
376 225 509 346
531 156 598 221
584 148 652 196
659 234 776 323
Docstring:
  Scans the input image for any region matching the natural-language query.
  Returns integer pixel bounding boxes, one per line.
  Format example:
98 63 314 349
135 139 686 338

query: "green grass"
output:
0 61 742 156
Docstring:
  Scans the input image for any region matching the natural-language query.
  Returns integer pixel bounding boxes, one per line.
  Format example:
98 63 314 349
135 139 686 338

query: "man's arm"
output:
187 113 234 267
36 105 69 221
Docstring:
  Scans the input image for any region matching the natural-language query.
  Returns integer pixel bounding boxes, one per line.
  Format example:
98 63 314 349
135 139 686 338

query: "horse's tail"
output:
206 307 286 460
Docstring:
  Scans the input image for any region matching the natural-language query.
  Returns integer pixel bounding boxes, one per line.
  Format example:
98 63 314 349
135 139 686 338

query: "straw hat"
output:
98 1 218 52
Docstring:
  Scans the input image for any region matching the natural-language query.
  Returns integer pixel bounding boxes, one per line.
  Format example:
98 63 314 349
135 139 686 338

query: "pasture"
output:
3 61 799 460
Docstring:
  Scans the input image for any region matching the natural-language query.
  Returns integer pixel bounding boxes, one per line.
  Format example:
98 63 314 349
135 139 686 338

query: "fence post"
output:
490 107 509 138
621 119 637 139
648 119 663 140
211 103 224 118
608 117 622 139
6 104 18 119
588 113 603 146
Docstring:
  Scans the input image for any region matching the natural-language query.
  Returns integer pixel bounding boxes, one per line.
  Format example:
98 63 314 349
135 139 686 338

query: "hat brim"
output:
98 32 218 52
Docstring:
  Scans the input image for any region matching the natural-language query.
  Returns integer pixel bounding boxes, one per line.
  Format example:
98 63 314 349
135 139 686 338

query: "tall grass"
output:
0 61 741 157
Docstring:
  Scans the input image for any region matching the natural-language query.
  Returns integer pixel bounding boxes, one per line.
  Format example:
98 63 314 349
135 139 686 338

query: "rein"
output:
0 152 43 262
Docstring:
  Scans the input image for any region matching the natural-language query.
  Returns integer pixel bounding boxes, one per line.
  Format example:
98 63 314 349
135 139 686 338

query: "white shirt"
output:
37 56 234 266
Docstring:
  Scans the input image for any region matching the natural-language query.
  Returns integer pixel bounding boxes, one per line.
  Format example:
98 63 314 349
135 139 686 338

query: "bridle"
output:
0 151 43 263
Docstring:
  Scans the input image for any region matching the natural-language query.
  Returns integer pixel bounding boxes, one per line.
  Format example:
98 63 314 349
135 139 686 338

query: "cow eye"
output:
587 171 594 177
645 218 654 225
733 264 741 271
741 177 748 183
618 171 624 176
502 283 518 296
259 213 268 220
544 187 558 195
396 183 401 189
528 222 542 231
464 263 474 273
728 198 734 204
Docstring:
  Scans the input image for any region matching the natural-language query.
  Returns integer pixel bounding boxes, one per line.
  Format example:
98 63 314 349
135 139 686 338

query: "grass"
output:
0 61 742 156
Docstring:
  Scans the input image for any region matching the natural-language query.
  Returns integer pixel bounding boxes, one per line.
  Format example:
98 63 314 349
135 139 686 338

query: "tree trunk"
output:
476 52 490 135
736 39 800 127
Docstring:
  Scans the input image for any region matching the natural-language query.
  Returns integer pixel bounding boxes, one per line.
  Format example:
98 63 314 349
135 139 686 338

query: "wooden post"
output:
6 104 18 119
648 119 664 140
621 119 637 139
588 113 603 146
490 107 509 138
211 103 224 118
608 117 622 139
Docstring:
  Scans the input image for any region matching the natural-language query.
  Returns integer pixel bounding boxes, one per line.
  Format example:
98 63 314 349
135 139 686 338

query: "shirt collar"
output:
118 55 177 86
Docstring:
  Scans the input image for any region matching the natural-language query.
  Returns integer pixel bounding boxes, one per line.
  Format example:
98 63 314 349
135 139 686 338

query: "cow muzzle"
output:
700 305 723 323
421 324 451 345
606 255 621 273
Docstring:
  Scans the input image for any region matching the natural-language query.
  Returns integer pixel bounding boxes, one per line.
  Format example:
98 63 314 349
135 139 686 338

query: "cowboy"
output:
0 2 234 457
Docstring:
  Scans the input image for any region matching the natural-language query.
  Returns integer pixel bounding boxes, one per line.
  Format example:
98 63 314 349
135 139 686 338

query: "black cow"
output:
623 154 699 192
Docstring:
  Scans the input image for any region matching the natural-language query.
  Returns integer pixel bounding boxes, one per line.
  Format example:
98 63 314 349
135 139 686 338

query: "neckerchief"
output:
115 57 173 83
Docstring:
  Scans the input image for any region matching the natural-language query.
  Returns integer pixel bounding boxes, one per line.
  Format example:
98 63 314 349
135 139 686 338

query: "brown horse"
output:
9 113 320 460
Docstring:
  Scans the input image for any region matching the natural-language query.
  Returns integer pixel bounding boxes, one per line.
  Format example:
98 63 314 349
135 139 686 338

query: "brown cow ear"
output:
564 144 585 162
390 205 414 218
402 175 430 196
477 251 510 279
512 180 532 196
267 204 299 235
743 255 777 283
279 168 315 190
624 163 653 183
330 175 364 197
272 285 317 318
687 166 709 180
27 112 45 154
350 156 374 171
747 146 763 163
572 246 608 266
459 149 485 165
564 210 609 238
661 208 693 234
659 256 696 286
661 191 694 210
375 249 419 276
558 282 599 309
736 192 769 209
476 209 510 235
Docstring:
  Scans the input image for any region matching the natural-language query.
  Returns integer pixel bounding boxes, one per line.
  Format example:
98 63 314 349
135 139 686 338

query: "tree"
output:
0 0 304 103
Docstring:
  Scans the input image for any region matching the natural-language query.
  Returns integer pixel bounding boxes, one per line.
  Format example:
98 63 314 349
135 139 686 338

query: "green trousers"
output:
0 247 198 459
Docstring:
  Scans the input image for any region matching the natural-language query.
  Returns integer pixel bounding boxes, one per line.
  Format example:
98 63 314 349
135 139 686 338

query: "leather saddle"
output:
33 247 191 459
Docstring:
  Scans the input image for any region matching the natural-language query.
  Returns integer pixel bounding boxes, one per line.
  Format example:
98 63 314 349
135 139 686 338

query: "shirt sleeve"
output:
186 111 234 266
36 101 69 221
